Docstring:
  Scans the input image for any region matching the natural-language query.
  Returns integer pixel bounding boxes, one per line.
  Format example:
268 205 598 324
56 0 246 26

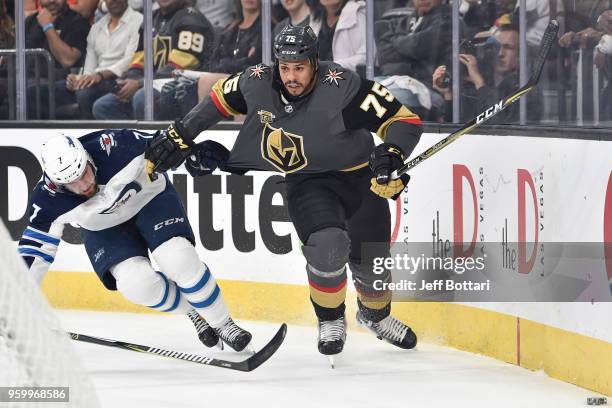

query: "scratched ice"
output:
58 311 596 408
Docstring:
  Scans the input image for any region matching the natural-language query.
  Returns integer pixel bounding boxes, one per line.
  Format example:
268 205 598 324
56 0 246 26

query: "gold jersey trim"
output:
211 78 243 117
376 105 421 140
340 162 369 172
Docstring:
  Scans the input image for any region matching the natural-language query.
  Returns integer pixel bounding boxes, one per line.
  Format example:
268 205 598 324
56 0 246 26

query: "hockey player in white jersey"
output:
17 130 252 352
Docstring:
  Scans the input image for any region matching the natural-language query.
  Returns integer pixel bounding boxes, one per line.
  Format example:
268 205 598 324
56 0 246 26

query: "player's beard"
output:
284 81 305 96
283 74 316 98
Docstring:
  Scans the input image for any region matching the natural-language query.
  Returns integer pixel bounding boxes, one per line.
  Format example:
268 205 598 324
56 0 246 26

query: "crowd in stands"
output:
0 0 611 124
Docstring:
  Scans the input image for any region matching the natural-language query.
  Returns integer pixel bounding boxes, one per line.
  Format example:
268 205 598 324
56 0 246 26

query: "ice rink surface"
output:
58 311 598 408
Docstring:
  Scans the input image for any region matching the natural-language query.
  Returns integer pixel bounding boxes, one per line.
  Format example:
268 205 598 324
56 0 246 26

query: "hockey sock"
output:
147 272 192 314
111 257 192 314
353 274 392 322
311 298 346 320
178 263 229 327
357 298 391 323
307 263 347 320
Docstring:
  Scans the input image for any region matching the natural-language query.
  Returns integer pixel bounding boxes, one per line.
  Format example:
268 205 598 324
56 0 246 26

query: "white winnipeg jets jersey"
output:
17 129 165 283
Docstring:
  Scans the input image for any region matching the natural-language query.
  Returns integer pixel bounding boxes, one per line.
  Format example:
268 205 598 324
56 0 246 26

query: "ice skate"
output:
356 311 417 349
215 317 253 352
187 309 223 349
317 315 346 368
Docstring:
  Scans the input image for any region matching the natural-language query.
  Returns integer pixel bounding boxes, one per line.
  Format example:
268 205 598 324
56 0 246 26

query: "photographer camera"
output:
431 38 496 122
432 24 540 124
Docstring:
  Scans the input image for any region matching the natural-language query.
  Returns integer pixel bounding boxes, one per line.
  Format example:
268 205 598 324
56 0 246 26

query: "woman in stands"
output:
311 0 367 72
194 0 263 101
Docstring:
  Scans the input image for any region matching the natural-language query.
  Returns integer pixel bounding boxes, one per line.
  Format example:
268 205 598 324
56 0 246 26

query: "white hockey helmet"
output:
41 135 90 185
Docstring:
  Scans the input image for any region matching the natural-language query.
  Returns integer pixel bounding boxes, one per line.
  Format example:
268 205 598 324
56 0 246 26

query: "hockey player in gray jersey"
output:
18 130 252 352
145 25 422 360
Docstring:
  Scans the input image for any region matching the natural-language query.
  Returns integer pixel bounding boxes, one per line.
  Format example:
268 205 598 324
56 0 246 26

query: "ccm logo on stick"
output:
476 101 503 124
154 218 185 230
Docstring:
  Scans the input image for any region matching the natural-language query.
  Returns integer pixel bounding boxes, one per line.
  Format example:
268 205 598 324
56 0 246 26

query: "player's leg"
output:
286 174 355 355
141 184 251 352
347 172 417 350
82 224 219 347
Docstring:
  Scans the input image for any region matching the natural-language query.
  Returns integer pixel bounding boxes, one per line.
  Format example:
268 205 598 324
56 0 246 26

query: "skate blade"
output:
215 339 224 351
245 343 256 355
328 355 335 369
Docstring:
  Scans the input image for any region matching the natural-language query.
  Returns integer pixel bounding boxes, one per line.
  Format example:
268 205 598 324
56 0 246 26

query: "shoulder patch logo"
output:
261 123 307 173
258 110 276 124
99 133 116 156
322 68 345 87
249 64 268 80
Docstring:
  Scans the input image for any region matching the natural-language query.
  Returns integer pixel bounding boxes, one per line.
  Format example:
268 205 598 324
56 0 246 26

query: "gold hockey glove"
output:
370 174 410 199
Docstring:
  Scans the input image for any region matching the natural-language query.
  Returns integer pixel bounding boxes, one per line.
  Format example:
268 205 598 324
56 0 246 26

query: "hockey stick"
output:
391 20 559 179
68 323 287 372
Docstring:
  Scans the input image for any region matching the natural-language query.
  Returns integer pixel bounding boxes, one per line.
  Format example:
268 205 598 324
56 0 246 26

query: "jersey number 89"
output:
178 31 205 53
359 83 395 118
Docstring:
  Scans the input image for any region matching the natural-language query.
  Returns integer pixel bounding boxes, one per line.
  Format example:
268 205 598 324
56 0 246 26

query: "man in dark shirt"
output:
376 0 452 119
432 24 541 124
25 0 90 119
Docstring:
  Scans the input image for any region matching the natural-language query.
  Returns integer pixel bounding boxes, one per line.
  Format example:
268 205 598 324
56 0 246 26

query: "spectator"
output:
514 0 564 48
432 24 540 124
594 10 612 121
272 0 288 22
312 0 366 72
559 1 606 52
0 0 14 49
28 0 101 18
92 0 216 120
25 0 40 17
376 0 452 118
374 0 405 21
25 0 90 119
459 0 513 38
95 0 151 19
207 0 262 75
189 0 263 104
122 0 147 12
562 0 609 42
0 0 15 119
59 0 142 118
195 0 237 29
273 0 319 38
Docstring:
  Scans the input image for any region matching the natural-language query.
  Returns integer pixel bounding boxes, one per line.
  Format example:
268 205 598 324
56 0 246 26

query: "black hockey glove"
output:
368 143 410 200
185 140 231 177
145 120 195 179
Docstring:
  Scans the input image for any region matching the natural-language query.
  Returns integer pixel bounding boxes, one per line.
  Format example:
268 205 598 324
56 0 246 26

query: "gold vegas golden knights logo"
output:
261 123 307 173
154 36 172 69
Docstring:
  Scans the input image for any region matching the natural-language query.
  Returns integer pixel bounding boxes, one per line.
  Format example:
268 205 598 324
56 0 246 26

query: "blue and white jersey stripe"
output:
18 247 55 264
22 226 61 246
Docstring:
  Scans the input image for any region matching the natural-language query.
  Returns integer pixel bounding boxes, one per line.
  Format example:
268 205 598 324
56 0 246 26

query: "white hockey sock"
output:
178 263 229 327
112 257 191 314
147 272 192 314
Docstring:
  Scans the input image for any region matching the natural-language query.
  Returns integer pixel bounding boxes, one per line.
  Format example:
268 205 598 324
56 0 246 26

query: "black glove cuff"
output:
168 120 196 149
369 142 407 174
